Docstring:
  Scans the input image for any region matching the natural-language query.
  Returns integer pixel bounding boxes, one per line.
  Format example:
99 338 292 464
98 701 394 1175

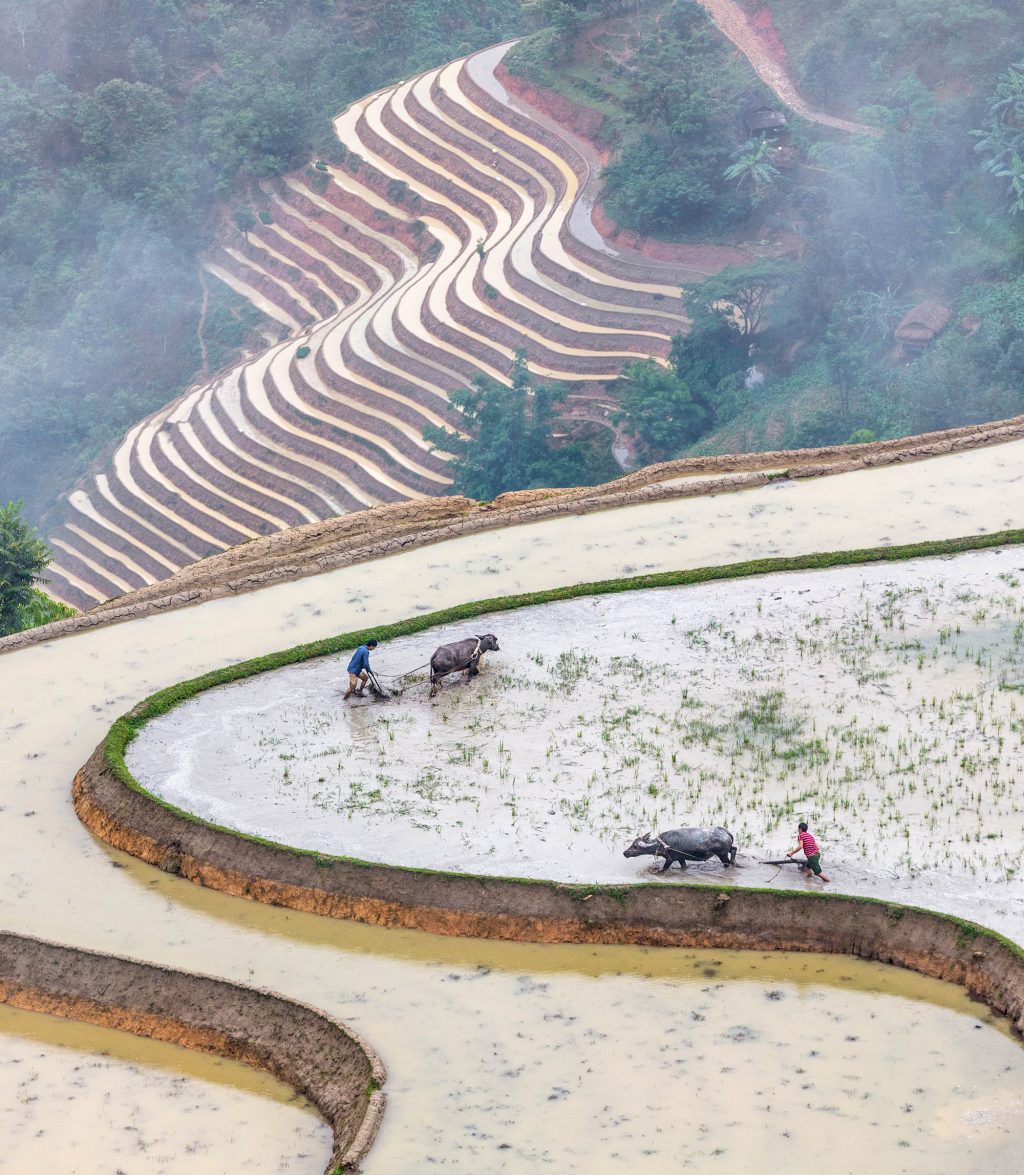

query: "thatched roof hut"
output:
894 300 951 351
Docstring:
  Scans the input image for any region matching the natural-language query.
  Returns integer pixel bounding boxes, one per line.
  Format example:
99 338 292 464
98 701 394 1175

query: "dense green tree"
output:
723 138 782 202
975 62 1024 214
603 132 723 231
424 353 610 498
15 589 76 629
514 0 765 236
688 260 796 342
0 500 51 635
613 359 709 462
0 74 40 190
773 0 1018 110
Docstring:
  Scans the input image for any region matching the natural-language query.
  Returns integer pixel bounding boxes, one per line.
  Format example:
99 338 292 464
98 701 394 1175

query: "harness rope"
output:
653 836 732 864
373 661 430 681
370 640 484 683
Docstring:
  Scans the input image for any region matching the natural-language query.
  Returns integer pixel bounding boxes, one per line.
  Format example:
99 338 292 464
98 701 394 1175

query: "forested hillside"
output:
0 0 523 524
8 0 1024 527
505 0 1024 463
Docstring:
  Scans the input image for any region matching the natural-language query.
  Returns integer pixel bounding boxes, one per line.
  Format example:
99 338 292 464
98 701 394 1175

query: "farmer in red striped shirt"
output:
786 822 831 883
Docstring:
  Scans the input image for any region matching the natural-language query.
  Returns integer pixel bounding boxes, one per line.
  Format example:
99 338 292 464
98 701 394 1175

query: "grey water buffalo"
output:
429 633 499 697
623 827 737 872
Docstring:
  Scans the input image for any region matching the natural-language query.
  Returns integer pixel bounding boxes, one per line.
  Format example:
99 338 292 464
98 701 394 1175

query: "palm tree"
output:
991 153 1024 215
723 138 781 201
974 62 1024 214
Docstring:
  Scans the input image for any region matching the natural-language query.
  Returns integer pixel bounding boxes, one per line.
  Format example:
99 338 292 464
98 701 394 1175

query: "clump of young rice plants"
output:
127 548 1024 906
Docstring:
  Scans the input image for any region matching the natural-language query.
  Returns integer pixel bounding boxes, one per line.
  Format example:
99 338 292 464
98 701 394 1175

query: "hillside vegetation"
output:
0 0 523 525
754 0 1021 109
506 0 1024 463
36 37 697 610
508 0 770 235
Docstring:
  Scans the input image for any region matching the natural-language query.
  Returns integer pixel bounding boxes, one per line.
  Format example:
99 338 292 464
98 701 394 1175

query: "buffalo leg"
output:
717 851 732 867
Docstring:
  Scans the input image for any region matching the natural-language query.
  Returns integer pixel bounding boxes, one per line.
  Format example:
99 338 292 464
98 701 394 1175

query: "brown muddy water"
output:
1 445 1023 1170
0 1003 329 1172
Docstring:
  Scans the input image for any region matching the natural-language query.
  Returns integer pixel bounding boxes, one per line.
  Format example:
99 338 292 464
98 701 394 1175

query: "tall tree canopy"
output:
0 499 51 635
425 353 612 499
613 359 710 462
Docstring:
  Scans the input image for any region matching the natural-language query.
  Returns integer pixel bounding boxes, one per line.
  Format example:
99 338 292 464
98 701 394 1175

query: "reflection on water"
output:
0 1003 330 1173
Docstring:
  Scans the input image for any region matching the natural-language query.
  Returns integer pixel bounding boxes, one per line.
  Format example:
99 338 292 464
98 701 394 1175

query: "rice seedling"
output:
127 550 1024 904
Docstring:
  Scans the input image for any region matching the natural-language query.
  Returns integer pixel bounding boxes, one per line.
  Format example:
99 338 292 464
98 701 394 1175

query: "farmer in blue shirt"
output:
344 638 378 700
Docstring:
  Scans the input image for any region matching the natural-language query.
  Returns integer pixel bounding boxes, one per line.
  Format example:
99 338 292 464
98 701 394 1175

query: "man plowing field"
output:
343 638 378 700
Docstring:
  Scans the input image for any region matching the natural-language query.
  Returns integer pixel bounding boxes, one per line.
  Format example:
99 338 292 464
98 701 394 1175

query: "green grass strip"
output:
99 525 1024 956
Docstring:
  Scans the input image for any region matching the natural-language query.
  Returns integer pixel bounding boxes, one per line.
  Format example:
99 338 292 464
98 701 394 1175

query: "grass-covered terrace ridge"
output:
75 526 1024 1038
101 524 1024 883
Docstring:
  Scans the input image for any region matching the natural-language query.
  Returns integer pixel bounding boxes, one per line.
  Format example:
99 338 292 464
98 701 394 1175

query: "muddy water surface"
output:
130 546 1024 936
363 942 1024 1172
0 1003 330 1172
1 446 1023 1170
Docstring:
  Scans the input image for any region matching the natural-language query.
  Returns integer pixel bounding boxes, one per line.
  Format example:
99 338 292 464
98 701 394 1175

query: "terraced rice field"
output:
44 42 712 612
0 1004 331 1172
3 441 1024 1168
127 546 1024 938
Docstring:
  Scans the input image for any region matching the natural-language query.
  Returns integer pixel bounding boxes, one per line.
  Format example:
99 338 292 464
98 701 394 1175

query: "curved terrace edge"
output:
6 411 1024 655
72 541 1024 1041
73 741 1024 1039
0 931 386 1174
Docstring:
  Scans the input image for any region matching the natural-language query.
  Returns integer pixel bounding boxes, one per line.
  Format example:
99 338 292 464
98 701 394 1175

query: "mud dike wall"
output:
0 931 385 1173
10 411 1024 655
73 647 1024 1042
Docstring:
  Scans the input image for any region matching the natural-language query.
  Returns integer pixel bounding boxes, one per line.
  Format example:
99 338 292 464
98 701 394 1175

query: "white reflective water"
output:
130 548 1024 940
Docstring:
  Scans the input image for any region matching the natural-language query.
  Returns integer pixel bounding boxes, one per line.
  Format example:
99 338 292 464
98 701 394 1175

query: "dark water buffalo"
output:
623 827 737 872
429 633 499 697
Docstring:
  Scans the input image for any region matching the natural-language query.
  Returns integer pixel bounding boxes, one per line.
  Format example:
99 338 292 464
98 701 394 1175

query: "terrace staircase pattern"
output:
45 43 705 611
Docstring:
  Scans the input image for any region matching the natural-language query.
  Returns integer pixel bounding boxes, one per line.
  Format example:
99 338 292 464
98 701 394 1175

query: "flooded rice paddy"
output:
132 547 1024 937
1 445 1023 1169
354 941 1024 1172
0 1003 330 1172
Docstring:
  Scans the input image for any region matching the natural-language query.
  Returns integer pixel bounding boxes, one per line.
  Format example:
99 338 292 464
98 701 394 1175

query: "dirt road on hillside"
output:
696 0 879 135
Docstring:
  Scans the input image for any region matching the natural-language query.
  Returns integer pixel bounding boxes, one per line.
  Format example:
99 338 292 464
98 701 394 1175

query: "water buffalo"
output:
429 633 499 697
623 827 737 872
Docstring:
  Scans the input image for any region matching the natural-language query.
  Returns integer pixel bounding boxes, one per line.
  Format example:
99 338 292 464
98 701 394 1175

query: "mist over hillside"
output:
503 0 1024 462
5 0 1024 598
0 0 524 525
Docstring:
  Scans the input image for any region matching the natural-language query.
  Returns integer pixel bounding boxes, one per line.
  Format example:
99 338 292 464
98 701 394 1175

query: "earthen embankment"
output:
73 743 1024 1040
8 412 1024 653
0 930 385 1173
